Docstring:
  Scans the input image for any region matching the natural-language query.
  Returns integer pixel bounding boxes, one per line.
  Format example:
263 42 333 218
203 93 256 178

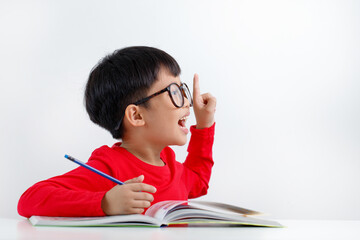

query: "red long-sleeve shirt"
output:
18 124 215 218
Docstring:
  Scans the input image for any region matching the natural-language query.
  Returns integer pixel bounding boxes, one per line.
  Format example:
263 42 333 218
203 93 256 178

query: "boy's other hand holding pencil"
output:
101 175 156 215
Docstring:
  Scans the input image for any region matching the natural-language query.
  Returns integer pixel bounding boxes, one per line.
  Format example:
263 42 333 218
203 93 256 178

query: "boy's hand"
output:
101 175 156 215
192 73 216 129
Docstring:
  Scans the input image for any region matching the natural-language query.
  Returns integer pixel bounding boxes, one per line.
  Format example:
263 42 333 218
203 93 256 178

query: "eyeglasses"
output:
134 82 193 108
114 82 193 130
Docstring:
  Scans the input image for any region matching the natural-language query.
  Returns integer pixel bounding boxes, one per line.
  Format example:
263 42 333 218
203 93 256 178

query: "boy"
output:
18 46 216 217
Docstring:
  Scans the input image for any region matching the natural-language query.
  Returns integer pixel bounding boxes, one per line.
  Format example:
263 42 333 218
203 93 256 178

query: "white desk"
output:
1 218 360 240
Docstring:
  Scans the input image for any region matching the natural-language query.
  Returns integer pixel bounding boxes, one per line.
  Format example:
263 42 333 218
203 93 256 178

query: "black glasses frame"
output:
133 82 193 108
114 82 193 131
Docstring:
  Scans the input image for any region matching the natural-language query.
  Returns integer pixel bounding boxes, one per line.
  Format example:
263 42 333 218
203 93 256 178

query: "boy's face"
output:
141 67 191 147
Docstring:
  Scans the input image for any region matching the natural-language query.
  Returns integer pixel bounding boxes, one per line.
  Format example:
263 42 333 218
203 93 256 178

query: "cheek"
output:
152 113 178 134
146 101 179 131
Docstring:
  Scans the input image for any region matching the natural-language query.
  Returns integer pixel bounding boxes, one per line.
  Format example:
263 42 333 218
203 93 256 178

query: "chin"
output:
177 141 187 146
170 137 188 146
178 137 188 146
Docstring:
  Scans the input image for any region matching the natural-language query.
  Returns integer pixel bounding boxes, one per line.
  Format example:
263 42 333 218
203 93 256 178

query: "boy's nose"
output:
183 97 191 108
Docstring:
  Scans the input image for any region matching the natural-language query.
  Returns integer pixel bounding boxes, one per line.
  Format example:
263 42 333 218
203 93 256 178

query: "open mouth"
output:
178 115 189 128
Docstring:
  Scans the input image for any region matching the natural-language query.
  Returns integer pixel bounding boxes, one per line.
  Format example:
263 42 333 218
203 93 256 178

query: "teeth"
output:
180 116 189 121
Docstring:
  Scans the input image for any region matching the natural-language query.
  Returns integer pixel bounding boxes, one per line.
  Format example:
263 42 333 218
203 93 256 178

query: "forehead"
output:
152 67 181 90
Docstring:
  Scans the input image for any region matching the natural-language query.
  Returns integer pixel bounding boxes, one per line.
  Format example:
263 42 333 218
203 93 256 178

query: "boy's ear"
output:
123 104 145 127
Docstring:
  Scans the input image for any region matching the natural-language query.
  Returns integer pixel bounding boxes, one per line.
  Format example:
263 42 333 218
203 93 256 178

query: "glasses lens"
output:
169 84 183 107
182 83 193 107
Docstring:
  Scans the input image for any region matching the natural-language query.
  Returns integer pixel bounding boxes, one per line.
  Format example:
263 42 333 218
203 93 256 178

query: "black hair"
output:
84 46 181 139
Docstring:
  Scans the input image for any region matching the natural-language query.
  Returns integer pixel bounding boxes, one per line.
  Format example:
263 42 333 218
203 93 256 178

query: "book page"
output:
189 201 262 216
145 200 188 221
29 214 162 227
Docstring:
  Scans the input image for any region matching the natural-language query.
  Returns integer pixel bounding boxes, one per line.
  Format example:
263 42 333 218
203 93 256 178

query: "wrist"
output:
196 120 215 129
101 192 111 215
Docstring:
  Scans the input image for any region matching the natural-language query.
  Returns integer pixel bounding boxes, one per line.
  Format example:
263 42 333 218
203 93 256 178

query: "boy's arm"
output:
182 73 216 198
17 151 156 218
17 158 113 218
183 123 215 198
17 180 108 218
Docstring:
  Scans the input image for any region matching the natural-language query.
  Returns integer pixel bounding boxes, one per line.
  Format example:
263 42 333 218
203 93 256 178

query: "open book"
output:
29 200 282 227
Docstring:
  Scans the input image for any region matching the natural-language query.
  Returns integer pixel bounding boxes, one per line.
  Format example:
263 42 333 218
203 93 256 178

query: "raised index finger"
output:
193 73 201 99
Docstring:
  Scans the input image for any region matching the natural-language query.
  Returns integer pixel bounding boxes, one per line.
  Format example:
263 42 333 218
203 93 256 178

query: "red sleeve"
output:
17 147 116 218
182 123 215 198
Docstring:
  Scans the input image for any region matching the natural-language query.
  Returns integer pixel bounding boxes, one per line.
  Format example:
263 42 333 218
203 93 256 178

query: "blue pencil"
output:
64 154 124 185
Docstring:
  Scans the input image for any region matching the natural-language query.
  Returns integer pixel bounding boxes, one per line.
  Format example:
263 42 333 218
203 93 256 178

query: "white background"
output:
0 0 359 220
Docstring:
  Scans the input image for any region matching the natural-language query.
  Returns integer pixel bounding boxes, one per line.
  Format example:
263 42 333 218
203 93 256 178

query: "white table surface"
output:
1 218 360 240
